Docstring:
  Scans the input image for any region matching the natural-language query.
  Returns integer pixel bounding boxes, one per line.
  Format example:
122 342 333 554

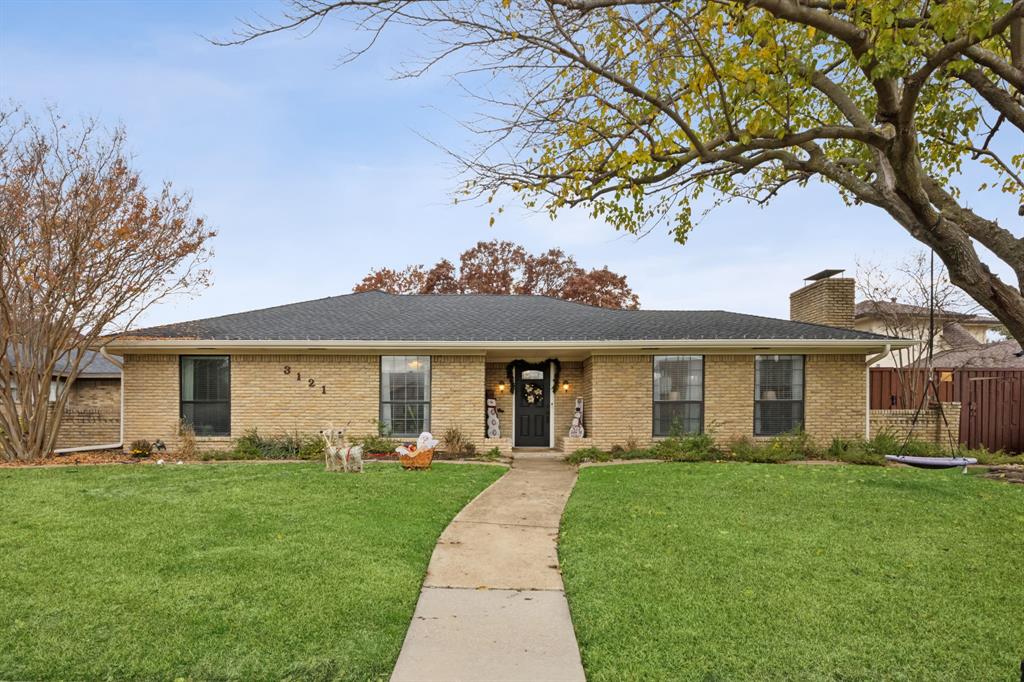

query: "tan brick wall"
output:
588 354 653 450
485 362 513 439
871 405 960 452
554 361 584 441
704 355 755 443
231 354 380 443
431 355 485 442
790 278 855 328
122 350 868 454
805 354 867 443
583 353 866 449
53 378 120 448
123 354 180 448
124 353 484 453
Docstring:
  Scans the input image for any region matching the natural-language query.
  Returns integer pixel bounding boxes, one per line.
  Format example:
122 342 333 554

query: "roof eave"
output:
101 337 916 353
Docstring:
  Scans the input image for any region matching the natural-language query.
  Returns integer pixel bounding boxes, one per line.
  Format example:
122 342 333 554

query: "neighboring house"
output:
6 348 122 451
854 300 999 368
103 273 911 454
925 324 1024 368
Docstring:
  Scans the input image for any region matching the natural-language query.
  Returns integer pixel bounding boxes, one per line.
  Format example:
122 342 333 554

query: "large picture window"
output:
755 355 804 436
180 356 231 436
653 355 703 436
381 356 431 437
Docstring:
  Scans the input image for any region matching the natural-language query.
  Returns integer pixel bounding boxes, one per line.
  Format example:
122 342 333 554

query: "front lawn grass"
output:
0 462 504 681
560 463 1024 681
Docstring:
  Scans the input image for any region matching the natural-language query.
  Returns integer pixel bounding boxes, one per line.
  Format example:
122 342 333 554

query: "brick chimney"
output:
789 269 855 329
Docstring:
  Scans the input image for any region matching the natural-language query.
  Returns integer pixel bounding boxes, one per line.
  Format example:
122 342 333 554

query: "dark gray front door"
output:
515 364 549 447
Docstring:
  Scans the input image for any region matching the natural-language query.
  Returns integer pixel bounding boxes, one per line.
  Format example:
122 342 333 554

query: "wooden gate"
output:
870 368 1024 453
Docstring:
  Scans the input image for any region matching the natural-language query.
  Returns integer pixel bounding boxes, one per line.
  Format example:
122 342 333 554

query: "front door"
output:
515 363 550 447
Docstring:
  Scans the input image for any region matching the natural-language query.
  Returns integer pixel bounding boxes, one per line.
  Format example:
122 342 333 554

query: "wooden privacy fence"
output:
870 368 1024 453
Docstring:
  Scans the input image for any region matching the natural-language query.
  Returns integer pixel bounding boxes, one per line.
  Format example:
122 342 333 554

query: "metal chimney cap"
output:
804 268 845 282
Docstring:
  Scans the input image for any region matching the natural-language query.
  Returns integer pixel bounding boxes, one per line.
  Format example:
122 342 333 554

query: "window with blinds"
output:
380 356 431 437
180 356 231 436
653 355 704 436
754 355 804 436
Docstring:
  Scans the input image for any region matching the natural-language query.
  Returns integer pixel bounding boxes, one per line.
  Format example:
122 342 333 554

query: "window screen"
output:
754 355 804 436
180 356 231 436
653 355 703 435
381 356 431 437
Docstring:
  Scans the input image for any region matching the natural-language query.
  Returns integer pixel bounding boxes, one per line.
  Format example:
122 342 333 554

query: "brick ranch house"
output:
4 348 122 452
102 272 918 455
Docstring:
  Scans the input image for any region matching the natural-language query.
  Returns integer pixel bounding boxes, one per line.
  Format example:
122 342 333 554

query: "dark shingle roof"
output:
5 347 121 377
927 339 1024 368
119 291 892 343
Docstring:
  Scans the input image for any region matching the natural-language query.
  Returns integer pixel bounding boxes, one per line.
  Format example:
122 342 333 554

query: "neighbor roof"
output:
854 300 998 324
926 339 1024 368
5 347 121 378
116 291 893 343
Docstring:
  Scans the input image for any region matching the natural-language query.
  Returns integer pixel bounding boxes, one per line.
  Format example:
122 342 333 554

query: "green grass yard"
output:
0 462 504 681
560 463 1024 681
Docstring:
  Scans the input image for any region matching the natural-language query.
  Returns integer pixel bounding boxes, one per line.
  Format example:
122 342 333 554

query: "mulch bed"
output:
0 450 139 468
3 450 502 468
983 465 1024 485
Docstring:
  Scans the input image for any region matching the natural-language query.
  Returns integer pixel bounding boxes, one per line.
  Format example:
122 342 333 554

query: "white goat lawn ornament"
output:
322 427 363 473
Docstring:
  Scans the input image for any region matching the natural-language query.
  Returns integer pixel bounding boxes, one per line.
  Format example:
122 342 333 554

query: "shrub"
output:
177 419 197 459
441 426 476 457
649 432 722 462
565 447 612 464
826 437 885 466
478 446 503 461
199 450 247 461
352 433 397 454
726 436 793 463
129 439 152 458
298 435 326 460
768 430 816 460
943 445 1022 465
232 429 305 459
862 431 941 458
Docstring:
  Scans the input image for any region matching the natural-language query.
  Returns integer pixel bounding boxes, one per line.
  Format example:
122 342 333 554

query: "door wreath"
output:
522 382 544 406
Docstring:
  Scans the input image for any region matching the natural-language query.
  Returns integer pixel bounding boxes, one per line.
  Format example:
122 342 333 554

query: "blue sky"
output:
1 0 1018 327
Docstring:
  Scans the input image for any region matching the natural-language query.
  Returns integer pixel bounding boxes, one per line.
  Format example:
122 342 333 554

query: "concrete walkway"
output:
391 452 586 682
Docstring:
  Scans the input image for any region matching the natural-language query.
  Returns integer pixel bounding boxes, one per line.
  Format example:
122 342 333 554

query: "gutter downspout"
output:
863 344 891 438
53 347 125 454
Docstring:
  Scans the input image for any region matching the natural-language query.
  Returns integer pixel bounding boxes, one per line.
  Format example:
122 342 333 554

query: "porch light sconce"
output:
497 381 506 393
561 381 570 393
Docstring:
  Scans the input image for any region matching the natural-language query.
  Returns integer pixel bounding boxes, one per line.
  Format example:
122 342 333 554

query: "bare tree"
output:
857 250 977 406
0 106 215 461
217 1 1024 345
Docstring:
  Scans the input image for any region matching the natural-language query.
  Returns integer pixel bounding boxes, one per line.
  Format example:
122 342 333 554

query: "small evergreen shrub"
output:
478 446 504 461
726 436 790 463
352 433 397 454
232 429 308 459
649 432 721 461
298 435 326 460
565 447 612 464
826 437 885 466
959 446 1023 465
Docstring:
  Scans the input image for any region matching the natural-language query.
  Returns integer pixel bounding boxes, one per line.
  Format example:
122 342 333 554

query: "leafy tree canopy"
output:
353 239 640 308
223 1 1024 340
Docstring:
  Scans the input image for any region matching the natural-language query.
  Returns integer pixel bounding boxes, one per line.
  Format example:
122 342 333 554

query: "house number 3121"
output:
283 366 327 394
